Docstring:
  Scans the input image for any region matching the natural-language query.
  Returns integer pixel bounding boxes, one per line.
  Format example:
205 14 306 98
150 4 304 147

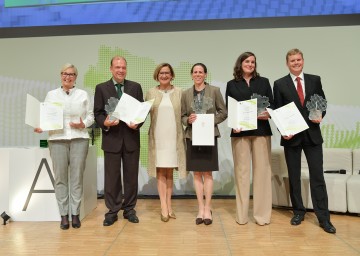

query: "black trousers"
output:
103 148 140 219
284 135 330 223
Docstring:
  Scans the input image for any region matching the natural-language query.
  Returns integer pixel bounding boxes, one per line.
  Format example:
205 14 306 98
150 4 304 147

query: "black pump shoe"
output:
72 215 81 228
60 215 69 230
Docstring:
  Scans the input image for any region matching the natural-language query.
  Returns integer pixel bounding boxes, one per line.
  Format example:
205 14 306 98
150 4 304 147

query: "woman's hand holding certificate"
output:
227 96 257 131
25 94 64 131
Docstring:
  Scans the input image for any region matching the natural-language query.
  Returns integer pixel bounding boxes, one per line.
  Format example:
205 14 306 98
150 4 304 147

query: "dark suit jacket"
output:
94 79 144 153
273 73 326 147
225 76 274 137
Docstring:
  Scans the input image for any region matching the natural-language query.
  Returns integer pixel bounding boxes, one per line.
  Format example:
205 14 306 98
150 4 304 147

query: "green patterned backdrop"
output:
83 45 213 175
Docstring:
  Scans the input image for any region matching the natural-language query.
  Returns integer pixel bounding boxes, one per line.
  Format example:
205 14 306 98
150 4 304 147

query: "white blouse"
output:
45 87 94 140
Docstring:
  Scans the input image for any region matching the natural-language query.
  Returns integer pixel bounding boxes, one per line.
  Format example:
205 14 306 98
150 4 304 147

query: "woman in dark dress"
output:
181 63 227 225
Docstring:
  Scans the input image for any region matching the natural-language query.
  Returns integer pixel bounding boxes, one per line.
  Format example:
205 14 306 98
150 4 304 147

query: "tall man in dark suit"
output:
273 49 336 234
94 56 144 225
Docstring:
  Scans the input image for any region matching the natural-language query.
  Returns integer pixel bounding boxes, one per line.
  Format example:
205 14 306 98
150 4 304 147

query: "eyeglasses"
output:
159 72 171 76
61 72 76 78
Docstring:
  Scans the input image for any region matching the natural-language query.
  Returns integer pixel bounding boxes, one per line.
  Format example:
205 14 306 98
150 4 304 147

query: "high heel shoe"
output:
169 212 176 219
71 214 81 228
204 211 213 226
161 213 169 222
60 215 69 230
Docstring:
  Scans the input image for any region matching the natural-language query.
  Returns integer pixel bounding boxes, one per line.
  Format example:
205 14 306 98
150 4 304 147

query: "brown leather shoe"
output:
195 218 204 225
204 218 213 225
204 210 213 225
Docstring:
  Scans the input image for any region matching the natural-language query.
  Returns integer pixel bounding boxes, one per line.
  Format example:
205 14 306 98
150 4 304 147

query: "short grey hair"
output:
60 63 78 76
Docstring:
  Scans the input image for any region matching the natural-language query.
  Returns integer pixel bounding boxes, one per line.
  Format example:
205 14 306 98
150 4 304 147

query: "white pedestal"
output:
271 149 292 207
347 175 360 214
0 149 10 215
0 146 97 221
301 174 350 213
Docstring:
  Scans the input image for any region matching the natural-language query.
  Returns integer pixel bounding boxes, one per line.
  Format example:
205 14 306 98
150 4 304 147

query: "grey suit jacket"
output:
94 78 144 153
181 83 227 140
273 73 326 147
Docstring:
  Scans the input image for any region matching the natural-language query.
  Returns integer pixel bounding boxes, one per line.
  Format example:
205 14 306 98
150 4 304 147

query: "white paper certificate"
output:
227 96 257 131
267 102 309 136
112 93 154 124
192 114 214 146
25 94 63 131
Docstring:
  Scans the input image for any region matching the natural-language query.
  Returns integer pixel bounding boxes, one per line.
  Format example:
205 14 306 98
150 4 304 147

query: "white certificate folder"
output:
192 114 214 146
25 94 63 131
267 102 309 136
112 93 154 124
227 96 257 131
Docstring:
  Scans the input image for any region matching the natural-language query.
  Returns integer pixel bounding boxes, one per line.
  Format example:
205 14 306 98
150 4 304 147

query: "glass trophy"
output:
191 94 213 114
105 97 119 121
306 94 327 120
251 93 270 116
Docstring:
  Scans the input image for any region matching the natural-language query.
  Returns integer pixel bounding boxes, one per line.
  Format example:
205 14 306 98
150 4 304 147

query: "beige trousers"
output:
231 136 272 225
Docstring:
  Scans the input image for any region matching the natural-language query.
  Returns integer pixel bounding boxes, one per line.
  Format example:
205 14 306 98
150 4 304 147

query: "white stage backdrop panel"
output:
0 25 359 195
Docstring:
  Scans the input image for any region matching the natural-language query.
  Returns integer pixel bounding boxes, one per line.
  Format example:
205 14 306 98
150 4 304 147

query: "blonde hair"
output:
61 63 78 76
286 48 304 62
153 63 175 81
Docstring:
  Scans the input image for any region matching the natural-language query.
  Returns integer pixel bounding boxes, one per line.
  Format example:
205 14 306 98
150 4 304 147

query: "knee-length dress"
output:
181 83 228 172
145 86 187 179
155 90 177 167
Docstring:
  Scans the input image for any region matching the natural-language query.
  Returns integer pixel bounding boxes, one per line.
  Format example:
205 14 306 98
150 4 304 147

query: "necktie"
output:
296 77 304 106
115 84 123 98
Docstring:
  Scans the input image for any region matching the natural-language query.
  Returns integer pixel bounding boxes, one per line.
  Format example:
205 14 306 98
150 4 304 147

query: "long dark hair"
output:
233 52 259 81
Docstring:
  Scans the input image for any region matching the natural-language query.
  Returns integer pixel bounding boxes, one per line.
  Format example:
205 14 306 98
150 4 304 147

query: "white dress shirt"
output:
45 87 94 140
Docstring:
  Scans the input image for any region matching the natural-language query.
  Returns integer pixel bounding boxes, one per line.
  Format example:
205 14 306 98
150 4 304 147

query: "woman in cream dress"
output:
145 63 186 222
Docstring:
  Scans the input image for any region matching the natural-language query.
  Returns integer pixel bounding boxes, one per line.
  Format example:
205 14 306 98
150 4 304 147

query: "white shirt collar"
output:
289 72 304 82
